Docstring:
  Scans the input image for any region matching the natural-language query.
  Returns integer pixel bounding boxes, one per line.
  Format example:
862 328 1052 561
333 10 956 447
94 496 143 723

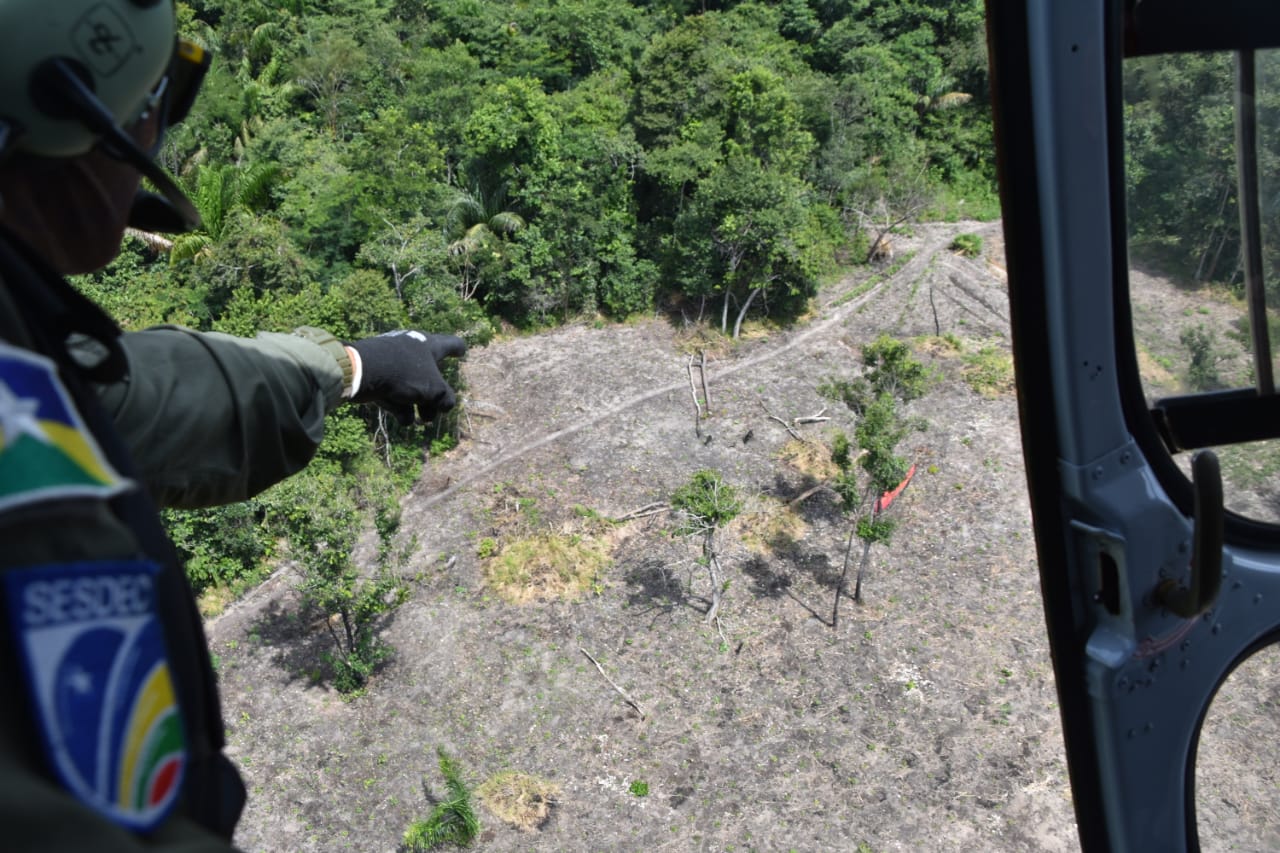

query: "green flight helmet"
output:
0 0 177 157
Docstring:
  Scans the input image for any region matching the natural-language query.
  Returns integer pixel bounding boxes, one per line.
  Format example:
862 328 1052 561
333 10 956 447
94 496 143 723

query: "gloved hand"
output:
347 331 467 425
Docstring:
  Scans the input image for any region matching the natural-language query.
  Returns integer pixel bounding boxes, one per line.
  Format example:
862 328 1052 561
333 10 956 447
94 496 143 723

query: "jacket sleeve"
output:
89 326 353 509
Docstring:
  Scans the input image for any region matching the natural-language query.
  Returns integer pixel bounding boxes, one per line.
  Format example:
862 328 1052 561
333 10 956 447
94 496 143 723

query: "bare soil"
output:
205 221 1277 853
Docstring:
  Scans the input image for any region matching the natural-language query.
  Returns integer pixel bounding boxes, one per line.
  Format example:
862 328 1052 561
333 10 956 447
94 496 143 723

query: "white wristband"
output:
344 346 363 398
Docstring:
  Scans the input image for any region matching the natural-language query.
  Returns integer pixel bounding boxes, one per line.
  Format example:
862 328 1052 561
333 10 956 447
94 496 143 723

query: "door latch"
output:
1155 450 1224 618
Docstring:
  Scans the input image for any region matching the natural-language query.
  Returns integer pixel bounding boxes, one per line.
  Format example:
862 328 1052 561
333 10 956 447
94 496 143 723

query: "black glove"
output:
348 331 467 425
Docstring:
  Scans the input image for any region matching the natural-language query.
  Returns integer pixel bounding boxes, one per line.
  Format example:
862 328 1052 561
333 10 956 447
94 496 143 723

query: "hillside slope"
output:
211 220 1087 852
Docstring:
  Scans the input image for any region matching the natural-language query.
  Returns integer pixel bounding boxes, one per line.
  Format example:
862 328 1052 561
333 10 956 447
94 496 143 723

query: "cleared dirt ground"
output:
207 220 1279 852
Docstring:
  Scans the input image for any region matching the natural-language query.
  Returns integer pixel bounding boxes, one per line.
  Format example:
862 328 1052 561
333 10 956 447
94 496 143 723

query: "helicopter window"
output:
1193 642 1280 850
1126 48 1280 525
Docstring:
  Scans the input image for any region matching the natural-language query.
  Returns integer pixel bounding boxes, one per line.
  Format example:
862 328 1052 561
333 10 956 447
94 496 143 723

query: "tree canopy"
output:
86 0 994 337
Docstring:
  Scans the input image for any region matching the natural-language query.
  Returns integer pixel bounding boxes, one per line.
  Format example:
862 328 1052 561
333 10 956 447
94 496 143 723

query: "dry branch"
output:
580 648 645 720
758 400 802 440
793 408 830 425
610 502 670 522
758 401 827 439
687 354 706 435
786 480 833 508
699 350 711 416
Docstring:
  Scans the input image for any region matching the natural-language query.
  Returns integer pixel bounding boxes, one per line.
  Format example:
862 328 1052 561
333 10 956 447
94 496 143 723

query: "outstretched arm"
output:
90 326 466 509
90 326 349 509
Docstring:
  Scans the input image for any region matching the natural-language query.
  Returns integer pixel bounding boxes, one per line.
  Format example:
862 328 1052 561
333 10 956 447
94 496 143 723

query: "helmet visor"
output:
134 39 210 157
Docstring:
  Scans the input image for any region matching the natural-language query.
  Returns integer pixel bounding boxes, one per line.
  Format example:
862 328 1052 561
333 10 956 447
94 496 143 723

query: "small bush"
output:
326 620 394 697
670 470 743 533
429 433 458 457
856 514 897 544
820 335 931 414
950 233 984 257
1181 323 1223 391
961 345 1016 397
275 465 409 695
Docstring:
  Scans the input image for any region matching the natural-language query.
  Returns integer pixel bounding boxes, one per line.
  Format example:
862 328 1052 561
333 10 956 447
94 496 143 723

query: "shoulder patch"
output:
0 342 129 513
3 560 187 832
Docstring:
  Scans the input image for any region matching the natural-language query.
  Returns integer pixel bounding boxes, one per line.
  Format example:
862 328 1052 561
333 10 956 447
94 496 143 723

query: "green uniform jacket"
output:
95 324 348 508
0 231 351 851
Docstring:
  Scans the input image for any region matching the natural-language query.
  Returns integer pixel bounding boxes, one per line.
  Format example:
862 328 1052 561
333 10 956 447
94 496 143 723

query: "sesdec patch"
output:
3 560 187 832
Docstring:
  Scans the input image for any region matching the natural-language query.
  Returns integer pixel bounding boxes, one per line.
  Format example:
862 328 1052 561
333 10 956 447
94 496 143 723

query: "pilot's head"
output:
0 0 209 273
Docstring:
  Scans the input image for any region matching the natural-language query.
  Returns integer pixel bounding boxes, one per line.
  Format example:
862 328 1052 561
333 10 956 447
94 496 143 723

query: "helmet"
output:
0 0 209 231
0 0 176 157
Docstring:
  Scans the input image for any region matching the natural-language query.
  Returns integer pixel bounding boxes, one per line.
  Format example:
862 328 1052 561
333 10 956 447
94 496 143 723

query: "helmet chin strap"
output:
32 58 202 233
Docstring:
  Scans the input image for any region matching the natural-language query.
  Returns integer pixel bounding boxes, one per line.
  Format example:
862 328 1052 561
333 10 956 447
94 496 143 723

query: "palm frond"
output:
124 228 173 254
194 164 233 242
448 227 488 257
249 22 282 63
437 750 471 803
169 233 213 265
488 211 526 237
402 750 480 850
239 162 281 212
445 194 486 238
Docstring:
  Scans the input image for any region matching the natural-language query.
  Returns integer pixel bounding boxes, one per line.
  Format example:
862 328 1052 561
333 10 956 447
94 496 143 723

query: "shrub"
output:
670 470 743 534
961 345 1015 397
271 464 409 695
165 502 270 597
670 470 742 623
950 232 984 257
820 335 930 414
1181 323 1223 391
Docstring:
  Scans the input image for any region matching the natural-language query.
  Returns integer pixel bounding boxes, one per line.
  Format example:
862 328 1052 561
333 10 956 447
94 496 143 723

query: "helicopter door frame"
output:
988 1 1280 850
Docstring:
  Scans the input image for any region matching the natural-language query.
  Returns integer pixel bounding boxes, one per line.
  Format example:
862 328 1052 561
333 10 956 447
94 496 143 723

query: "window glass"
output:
1194 643 1280 851
1126 50 1280 524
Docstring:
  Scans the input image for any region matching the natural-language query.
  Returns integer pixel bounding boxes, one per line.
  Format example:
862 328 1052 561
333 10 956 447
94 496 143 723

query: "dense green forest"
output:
87 0 994 336
77 0 996 656
1126 50 1280 296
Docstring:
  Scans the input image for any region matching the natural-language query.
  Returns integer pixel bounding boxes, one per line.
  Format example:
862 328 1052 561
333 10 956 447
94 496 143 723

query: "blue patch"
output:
3 560 187 832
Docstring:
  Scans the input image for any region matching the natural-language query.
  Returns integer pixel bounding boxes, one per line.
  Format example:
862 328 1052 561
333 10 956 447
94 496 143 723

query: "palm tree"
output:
169 161 280 264
445 184 525 300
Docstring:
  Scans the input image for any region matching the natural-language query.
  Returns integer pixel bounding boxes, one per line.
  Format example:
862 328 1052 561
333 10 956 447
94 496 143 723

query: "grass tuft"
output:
776 438 840 482
961 344 1015 398
482 533 611 603
735 496 809 557
476 771 560 832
